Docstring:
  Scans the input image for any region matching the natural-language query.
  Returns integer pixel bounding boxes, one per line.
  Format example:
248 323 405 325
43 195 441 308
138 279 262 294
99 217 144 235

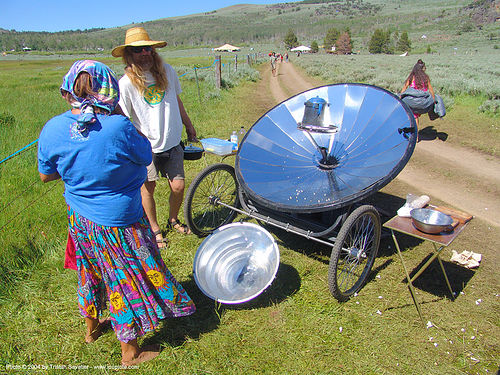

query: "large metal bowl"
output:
410 208 453 234
193 222 280 304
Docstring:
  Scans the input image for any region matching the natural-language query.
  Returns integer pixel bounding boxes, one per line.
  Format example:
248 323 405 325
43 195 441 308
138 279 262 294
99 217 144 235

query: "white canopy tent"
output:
214 43 241 52
290 45 311 52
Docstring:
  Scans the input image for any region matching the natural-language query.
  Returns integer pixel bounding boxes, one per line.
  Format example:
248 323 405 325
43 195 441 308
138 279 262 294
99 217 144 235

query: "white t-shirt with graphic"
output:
119 63 182 153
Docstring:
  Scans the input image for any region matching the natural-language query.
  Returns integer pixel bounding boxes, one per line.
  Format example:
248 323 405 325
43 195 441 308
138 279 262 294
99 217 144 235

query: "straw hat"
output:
112 27 167 57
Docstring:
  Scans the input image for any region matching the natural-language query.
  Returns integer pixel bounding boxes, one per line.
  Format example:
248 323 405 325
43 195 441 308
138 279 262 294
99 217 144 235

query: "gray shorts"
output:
147 144 185 181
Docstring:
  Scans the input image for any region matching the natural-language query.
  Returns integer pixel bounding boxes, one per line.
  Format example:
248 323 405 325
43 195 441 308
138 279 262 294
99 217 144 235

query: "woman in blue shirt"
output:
37 60 195 366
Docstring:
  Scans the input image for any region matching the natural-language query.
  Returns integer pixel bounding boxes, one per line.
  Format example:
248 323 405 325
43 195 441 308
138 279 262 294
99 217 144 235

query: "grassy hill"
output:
1 0 498 54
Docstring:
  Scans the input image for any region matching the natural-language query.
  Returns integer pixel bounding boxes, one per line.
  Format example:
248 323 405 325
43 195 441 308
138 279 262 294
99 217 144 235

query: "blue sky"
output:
1 0 295 32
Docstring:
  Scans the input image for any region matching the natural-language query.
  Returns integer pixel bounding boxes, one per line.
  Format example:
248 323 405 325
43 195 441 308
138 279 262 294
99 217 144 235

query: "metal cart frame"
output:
184 161 381 302
184 83 417 301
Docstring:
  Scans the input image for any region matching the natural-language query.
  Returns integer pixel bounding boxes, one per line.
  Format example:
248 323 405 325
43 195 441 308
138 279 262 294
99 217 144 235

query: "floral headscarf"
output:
60 60 119 132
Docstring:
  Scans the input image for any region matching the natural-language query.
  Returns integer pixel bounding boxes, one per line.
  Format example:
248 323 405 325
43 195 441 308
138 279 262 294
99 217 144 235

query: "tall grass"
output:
292 51 500 100
290 49 500 155
0 56 260 297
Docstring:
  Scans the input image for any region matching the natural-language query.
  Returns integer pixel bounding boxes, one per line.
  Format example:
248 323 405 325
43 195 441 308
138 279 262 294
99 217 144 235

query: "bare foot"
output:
121 345 161 366
85 318 111 343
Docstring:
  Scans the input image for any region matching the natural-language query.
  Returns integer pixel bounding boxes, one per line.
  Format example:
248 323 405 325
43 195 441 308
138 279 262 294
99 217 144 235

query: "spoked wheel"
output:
184 163 239 236
328 205 381 302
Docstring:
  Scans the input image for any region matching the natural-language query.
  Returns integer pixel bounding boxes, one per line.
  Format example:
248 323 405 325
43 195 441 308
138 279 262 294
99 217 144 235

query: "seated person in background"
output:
401 59 436 126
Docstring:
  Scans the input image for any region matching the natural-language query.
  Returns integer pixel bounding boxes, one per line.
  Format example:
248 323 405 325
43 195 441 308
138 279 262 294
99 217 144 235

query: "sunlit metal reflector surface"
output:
236 83 417 213
193 222 280 304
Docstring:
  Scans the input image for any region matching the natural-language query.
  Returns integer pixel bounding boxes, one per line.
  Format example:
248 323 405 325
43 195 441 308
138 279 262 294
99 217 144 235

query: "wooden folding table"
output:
383 209 472 324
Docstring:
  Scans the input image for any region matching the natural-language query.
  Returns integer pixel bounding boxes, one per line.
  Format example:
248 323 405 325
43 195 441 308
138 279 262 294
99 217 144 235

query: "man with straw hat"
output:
113 27 197 243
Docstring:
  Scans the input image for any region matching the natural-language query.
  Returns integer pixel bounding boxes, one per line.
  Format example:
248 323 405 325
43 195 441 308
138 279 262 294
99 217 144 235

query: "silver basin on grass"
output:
193 222 280 304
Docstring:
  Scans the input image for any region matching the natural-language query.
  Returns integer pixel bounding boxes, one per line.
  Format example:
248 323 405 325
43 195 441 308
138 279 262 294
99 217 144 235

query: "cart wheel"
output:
184 163 239 236
328 205 381 301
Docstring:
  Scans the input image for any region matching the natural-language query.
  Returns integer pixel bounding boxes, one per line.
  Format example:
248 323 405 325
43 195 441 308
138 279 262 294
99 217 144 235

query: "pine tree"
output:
344 27 354 50
368 29 385 53
284 29 299 50
323 27 340 51
397 31 411 52
368 29 392 54
310 40 319 53
385 30 394 54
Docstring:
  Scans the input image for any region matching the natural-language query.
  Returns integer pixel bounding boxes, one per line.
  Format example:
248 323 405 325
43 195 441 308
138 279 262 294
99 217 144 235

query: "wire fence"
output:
0 139 38 166
0 54 260 168
0 179 62 234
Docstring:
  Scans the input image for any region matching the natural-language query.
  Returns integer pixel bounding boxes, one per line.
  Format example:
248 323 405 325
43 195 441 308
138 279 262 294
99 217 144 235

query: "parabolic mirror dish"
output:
235 83 417 213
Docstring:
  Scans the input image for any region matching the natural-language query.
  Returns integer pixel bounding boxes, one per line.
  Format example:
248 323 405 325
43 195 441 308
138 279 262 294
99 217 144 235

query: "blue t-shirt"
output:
38 110 152 226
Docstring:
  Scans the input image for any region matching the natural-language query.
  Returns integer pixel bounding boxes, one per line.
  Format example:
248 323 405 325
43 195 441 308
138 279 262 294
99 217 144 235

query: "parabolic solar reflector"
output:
235 83 417 213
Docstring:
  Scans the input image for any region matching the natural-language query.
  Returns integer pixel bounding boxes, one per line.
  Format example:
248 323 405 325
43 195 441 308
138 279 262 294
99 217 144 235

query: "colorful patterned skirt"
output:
67 206 196 342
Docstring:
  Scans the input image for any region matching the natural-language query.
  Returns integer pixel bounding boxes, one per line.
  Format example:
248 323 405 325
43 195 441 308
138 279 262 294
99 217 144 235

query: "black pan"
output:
183 143 204 160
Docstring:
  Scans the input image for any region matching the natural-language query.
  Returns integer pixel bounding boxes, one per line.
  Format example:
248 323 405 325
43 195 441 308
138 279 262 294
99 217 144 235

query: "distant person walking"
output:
400 59 436 126
112 27 197 242
269 52 277 77
37 60 195 366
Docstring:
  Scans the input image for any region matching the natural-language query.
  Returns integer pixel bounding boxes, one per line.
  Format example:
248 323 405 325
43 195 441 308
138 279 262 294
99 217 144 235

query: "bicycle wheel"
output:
184 163 239 236
328 205 381 301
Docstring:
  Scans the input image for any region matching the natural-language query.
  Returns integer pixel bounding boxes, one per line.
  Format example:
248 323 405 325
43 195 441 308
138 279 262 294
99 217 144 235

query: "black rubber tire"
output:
184 163 239 236
328 205 381 302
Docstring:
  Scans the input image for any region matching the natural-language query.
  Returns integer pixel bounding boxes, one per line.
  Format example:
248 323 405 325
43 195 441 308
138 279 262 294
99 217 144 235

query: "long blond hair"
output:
122 48 168 94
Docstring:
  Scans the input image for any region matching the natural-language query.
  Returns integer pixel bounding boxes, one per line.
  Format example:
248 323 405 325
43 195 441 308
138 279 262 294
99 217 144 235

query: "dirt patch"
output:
256 59 500 227
265 60 323 102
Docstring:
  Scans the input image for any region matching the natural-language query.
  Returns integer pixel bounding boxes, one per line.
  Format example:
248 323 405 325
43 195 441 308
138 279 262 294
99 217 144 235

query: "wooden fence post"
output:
234 55 238 71
247 54 251 66
215 55 221 89
194 67 202 105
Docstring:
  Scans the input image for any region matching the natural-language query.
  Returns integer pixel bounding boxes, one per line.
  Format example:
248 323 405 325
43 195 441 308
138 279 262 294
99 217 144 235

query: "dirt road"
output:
259 60 500 227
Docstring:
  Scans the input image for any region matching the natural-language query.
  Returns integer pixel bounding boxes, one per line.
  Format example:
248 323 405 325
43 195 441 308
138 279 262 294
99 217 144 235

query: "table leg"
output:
433 243 455 300
409 243 455 300
391 230 425 323
410 248 443 282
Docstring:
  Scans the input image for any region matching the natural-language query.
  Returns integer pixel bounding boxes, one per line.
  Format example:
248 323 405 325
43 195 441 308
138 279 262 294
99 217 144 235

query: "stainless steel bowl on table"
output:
410 208 453 234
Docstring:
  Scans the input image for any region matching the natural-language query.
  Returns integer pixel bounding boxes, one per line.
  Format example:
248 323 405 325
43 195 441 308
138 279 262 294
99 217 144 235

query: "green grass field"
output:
0 50 499 374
